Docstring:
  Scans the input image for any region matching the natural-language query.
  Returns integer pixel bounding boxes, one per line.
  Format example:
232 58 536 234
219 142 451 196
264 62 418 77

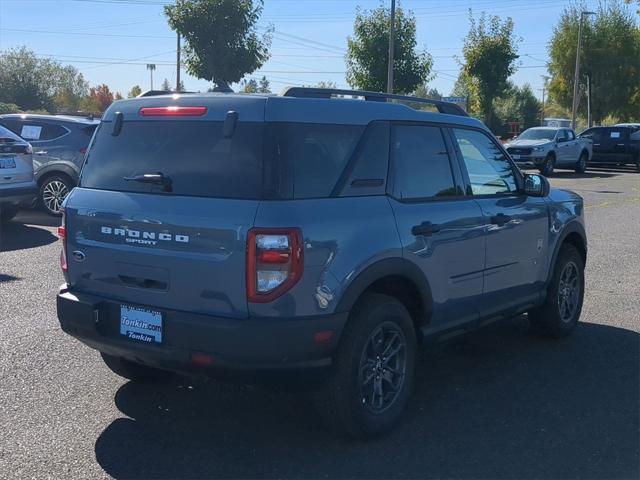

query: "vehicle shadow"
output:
94 318 639 479
14 209 60 228
0 220 57 252
549 171 621 179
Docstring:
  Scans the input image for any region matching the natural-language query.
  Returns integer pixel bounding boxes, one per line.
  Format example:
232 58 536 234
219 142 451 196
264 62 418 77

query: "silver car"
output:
0 114 99 215
0 124 36 223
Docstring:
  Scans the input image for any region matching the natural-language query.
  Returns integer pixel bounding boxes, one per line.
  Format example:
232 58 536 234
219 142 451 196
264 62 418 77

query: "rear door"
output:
66 103 266 318
583 128 607 161
608 128 631 161
388 123 485 328
450 127 549 317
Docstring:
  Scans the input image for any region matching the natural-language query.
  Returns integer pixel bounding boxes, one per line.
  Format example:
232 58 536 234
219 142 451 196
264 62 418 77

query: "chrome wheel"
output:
359 322 407 414
557 261 580 323
42 179 69 215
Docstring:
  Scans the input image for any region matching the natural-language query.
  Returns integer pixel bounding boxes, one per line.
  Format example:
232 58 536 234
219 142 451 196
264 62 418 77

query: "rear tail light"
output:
58 208 67 272
247 228 303 303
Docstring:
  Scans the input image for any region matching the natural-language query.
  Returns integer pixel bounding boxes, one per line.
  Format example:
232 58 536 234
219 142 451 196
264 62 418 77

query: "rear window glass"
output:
276 123 364 199
81 121 264 199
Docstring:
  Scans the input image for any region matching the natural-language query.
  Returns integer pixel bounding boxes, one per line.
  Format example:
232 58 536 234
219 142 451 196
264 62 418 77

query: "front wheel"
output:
314 293 416 438
528 244 585 338
100 353 172 382
539 153 556 177
575 151 588 173
39 175 74 216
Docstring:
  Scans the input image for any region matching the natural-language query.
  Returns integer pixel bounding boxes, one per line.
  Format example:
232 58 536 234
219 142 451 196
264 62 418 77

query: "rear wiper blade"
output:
123 172 172 192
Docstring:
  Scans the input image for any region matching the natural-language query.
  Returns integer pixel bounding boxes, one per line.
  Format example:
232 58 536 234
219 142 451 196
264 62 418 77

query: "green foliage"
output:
314 80 338 89
177 80 186 92
346 5 433 94
0 102 20 114
242 78 259 93
461 12 520 126
128 85 142 98
161 78 172 91
493 83 541 136
548 2 640 124
0 46 88 113
80 84 114 113
413 84 442 100
258 75 271 93
165 0 272 91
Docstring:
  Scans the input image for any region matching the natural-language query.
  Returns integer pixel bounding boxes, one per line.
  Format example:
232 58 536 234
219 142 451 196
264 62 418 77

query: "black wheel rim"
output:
558 261 580 322
359 322 407 414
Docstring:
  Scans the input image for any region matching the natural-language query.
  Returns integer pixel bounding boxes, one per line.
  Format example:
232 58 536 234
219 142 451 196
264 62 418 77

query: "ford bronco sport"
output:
56 88 587 438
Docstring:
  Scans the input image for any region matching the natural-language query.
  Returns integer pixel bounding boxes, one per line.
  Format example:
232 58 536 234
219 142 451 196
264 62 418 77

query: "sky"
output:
0 0 603 99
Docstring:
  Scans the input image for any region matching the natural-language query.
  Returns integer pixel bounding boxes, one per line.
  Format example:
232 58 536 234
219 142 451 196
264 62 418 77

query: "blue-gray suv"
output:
56 88 587 438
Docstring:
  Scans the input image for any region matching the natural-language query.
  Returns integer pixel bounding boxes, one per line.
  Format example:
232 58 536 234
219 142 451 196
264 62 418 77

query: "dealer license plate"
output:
120 304 163 344
0 157 16 169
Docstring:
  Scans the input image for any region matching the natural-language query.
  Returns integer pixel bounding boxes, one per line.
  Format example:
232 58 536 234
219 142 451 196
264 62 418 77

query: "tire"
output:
0 207 18 223
575 151 588 173
313 293 417 438
100 353 172 382
528 244 585 338
39 174 74 216
539 153 556 177
635 155 640 173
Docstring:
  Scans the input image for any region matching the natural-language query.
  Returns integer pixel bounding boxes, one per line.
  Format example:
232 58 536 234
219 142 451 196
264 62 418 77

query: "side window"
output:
391 125 457 200
567 130 575 140
609 129 624 140
452 128 518 195
557 130 568 142
40 123 68 141
0 119 21 136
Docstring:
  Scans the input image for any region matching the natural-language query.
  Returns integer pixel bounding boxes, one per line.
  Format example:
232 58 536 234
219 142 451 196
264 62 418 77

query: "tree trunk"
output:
212 80 233 93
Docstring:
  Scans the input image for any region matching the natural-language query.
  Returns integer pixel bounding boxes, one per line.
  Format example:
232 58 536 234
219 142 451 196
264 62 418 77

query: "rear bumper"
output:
57 285 348 373
0 182 38 208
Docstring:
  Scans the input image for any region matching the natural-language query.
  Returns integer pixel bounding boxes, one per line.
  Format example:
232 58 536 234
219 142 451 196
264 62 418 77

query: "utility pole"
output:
386 0 396 94
146 63 156 91
176 33 181 92
571 11 595 130
586 74 592 127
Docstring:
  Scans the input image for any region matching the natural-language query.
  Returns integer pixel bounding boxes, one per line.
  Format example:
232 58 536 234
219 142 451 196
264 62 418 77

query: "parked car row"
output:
0 114 99 215
506 124 640 176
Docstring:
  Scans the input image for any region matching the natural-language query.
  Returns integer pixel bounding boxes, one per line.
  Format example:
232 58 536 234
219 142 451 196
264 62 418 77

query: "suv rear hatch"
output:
0 129 33 186
63 97 267 318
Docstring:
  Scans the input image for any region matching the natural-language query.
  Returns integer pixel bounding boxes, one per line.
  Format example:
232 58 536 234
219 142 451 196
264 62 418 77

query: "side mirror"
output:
525 174 550 197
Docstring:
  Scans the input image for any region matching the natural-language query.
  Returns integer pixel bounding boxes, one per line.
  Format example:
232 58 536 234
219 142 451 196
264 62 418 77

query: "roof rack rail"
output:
281 87 469 117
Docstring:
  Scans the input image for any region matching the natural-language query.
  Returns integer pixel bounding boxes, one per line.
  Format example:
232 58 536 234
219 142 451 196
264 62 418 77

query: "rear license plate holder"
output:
120 304 163 344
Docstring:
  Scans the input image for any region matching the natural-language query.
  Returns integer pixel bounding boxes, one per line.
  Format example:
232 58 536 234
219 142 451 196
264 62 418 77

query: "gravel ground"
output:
0 166 638 479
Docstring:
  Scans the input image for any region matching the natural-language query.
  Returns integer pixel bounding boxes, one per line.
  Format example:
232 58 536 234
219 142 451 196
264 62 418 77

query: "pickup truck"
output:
506 127 593 176
579 125 640 171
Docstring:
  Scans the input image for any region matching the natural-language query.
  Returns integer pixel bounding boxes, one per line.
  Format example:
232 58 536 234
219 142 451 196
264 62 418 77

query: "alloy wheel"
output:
42 179 69 215
557 261 580 323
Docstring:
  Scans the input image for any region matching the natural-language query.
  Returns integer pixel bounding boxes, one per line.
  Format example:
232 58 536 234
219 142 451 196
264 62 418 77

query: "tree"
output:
128 85 142 98
81 84 114 113
548 2 640 124
413 84 442 100
346 5 433 94
177 80 186 92
161 78 172 91
258 75 271 93
114 92 124 101
493 83 541 136
315 80 338 89
450 73 471 98
165 0 272 92
461 12 520 127
242 78 259 93
0 46 87 113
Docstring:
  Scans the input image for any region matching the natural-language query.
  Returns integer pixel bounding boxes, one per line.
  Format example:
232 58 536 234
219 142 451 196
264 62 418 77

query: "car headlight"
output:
532 146 543 152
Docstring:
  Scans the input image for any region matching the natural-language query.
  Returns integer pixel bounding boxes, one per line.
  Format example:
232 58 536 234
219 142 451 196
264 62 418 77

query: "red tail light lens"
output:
58 208 67 272
139 106 207 117
247 228 303 303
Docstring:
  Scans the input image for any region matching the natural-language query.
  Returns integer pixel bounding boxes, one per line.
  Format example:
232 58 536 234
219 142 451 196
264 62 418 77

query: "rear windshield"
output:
81 121 264 199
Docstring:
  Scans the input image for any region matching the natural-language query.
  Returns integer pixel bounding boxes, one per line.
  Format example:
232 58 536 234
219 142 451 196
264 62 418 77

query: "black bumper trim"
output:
57 286 348 373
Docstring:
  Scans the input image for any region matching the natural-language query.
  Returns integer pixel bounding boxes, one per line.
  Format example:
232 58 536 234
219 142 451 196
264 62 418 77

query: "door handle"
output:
411 221 441 236
490 213 512 226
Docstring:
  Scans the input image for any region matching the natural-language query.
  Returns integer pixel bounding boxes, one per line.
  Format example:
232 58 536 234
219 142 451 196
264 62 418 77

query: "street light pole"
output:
386 0 396 93
176 33 181 92
571 11 595 130
540 75 549 126
146 63 156 91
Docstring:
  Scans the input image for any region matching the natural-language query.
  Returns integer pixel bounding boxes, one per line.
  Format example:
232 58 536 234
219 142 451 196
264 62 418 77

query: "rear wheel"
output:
540 153 555 177
635 155 640 172
0 207 18 223
100 353 172 382
528 244 584 338
314 293 416 438
575 151 588 173
39 174 74 216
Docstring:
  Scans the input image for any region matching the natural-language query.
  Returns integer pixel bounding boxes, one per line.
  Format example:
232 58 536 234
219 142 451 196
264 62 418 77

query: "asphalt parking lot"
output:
0 167 638 479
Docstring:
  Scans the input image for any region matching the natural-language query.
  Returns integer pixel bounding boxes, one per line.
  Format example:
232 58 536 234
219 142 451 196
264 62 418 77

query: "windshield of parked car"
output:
517 129 556 141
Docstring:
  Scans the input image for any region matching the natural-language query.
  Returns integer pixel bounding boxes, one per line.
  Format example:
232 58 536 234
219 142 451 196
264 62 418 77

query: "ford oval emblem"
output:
72 250 86 262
